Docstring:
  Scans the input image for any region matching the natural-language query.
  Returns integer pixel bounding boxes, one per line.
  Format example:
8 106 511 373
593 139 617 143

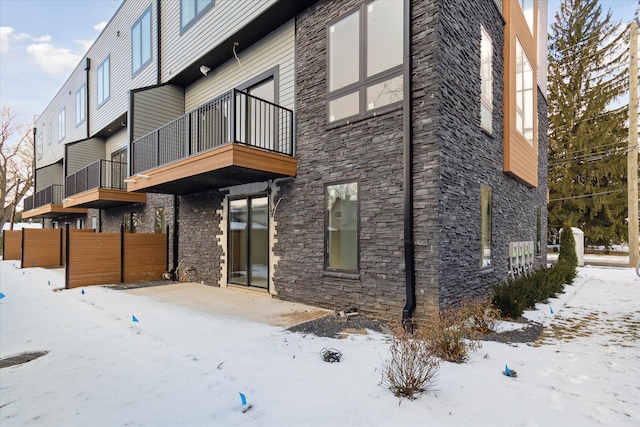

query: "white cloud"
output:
74 39 94 54
0 27 14 54
94 21 107 32
32 35 52 43
26 43 82 75
13 32 31 41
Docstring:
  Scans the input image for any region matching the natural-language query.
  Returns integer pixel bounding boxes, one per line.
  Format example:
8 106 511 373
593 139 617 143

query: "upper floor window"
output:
58 108 65 142
76 84 86 126
480 26 493 133
36 133 43 160
327 0 403 123
132 7 152 76
181 0 214 31
326 181 359 271
97 56 110 108
48 123 52 145
519 0 534 34
515 39 534 145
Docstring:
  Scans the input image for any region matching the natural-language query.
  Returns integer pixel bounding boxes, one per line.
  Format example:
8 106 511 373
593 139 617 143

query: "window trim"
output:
75 84 86 127
324 180 360 273
97 55 111 108
326 0 404 125
48 123 52 146
515 38 534 145
57 107 66 142
480 26 493 134
180 0 215 33
131 6 153 77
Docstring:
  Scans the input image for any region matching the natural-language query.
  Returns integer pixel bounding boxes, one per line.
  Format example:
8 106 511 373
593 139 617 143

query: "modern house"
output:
25 0 548 321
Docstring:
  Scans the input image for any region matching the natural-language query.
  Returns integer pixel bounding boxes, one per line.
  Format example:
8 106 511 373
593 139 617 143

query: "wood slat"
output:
2 230 22 260
123 234 167 282
67 233 121 288
22 229 61 268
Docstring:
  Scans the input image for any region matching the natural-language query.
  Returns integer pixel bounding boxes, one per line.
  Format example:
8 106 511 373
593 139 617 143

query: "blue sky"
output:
0 0 637 131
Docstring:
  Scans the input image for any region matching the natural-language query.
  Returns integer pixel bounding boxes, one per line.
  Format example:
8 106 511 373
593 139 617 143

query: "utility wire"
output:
549 188 627 202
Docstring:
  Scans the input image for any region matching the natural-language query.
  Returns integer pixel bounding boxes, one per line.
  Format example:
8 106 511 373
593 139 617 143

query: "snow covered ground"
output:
1 261 638 426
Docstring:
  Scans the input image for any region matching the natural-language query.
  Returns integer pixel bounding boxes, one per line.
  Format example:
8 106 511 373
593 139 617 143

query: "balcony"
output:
22 184 88 219
127 89 296 195
63 159 146 209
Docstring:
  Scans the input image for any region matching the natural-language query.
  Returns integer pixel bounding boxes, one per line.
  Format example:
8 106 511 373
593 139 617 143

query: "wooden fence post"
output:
120 223 125 283
65 224 70 289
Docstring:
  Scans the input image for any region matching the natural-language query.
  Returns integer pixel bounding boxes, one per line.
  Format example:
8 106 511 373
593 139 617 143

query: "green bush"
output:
558 225 578 268
491 279 527 319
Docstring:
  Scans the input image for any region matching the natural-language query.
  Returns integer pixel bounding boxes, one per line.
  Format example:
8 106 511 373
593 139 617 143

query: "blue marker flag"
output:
550 306 554 314
0 293 5 299
505 364 513 377
239 393 247 406
48 280 51 286
81 289 85 295
132 315 139 323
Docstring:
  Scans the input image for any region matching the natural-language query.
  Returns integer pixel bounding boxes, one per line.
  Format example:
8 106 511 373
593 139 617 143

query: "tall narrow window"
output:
48 123 52 145
36 133 43 160
515 39 534 144
519 0 534 34
480 26 493 133
76 85 86 126
181 0 213 30
327 0 403 123
58 108 65 142
97 56 110 107
132 8 152 76
536 206 541 255
155 208 165 233
480 186 492 268
326 182 359 271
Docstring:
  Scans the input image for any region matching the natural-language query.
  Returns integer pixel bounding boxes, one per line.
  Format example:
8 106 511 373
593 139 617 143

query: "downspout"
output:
401 0 416 329
173 194 179 272
156 0 162 85
84 58 90 139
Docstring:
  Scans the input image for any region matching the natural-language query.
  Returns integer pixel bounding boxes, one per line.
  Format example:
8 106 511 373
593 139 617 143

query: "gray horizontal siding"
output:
185 20 295 112
35 163 63 193
132 85 185 140
88 0 158 136
106 128 129 158
161 0 275 83
66 138 106 175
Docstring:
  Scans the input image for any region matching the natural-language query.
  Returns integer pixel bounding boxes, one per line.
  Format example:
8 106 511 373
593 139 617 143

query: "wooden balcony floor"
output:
63 189 147 209
21 204 88 219
127 143 297 195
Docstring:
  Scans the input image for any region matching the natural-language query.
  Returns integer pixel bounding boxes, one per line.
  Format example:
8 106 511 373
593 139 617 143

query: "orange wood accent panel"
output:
67 233 121 288
123 234 167 282
22 204 88 219
2 230 22 260
22 229 62 268
502 0 539 187
62 229 96 265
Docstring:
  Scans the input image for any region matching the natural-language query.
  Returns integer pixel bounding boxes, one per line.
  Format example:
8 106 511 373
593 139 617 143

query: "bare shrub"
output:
421 308 483 363
460 298 501 334
380 324 440 399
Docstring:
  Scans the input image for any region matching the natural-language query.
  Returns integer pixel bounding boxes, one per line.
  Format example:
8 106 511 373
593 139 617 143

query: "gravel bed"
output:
104 280 178 291
481 320 544 344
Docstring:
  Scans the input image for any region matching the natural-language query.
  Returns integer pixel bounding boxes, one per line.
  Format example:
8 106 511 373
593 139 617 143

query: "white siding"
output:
35 163 63 192
132 85 185 140
106 128 129 158
537 0 548 98
161 0 275 83
66 139 106 175
86 0 158 136
185 21 295 112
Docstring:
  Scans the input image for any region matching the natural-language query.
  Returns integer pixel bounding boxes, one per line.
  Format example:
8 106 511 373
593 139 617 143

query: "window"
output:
58 108 65 142
536 206 541 255
92 217 98 230
181 0 214 30
326 182 359 271
97 56 110 107
327 0 403 123
76 85 86 126
76 218 83 229
132 8 152 76
480 27 493 133
155 208 165 234
515 39 534 145
123 212 138 233
519 0 534 34
36 133 43 160
48 123 52 145
480 186 492 268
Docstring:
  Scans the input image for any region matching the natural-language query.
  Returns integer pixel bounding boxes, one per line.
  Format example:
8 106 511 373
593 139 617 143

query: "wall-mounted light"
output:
200 65 210 76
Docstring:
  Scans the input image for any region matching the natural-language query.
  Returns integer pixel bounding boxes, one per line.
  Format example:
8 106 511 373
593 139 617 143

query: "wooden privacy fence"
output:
16 228 96 268
65 225 168 289
2 230 22 260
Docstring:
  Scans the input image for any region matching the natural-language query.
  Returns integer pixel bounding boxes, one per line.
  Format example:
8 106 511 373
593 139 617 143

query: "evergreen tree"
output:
548 0 630 247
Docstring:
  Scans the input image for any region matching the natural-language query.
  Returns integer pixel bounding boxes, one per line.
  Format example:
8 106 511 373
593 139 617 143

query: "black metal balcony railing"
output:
131 89 294 174
65 159 127 198
24 184 63 210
